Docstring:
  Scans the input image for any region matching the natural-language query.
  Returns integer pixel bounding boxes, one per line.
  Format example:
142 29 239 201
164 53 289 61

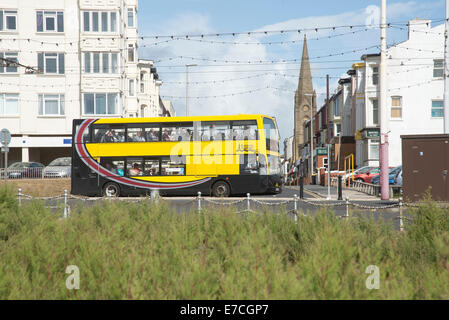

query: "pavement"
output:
298 184 382 201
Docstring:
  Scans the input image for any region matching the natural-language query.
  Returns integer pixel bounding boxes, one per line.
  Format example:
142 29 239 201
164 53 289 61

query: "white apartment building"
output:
0 0 171 166
347 19 444 168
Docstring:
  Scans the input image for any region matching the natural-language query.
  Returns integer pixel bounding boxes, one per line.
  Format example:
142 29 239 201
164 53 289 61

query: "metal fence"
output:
0 168 70 180
330 177 402 197
14 189 417 232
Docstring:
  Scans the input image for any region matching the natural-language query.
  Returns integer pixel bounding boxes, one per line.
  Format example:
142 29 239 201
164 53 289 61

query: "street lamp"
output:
185 64 197 116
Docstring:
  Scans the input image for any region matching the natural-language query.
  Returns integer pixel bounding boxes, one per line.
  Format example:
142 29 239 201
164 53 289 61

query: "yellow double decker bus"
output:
71 114 282 197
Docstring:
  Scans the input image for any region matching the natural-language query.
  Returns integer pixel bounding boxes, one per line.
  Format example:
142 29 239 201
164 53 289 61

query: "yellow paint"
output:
352 62 365 69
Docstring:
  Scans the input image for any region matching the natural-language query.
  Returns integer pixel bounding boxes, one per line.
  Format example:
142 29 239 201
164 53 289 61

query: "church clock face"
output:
303 106 309 113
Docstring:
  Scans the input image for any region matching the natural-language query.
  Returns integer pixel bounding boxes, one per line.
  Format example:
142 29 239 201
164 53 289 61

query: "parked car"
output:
6 162 45 179
355 167 381 183
43 157 72 178
344 166 374 183
371 166 402 185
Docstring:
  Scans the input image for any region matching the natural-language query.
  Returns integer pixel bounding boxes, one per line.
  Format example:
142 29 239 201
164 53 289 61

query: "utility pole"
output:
326 74 330 144
379 0 390 200
310 94 314 181
185 64 197 116
444 0 449 133
327 143 331 200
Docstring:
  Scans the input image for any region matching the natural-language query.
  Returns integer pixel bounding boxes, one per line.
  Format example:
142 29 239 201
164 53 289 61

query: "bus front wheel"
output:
212 181 230 198
103 182 120 198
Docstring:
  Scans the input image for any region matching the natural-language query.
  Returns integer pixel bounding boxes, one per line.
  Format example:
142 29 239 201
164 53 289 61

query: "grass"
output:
0 185 449 299
4 179 71 197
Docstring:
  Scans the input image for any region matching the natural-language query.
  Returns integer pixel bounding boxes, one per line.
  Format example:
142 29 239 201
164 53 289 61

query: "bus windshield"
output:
263 117 279 152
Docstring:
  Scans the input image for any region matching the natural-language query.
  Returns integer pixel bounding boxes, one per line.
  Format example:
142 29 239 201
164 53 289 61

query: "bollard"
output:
197 192 202 212
345 197 350 218
18 188 22 207
151 189 160 203
338 176 343 201
247 193 251 212
399 197 404 232
63 189 68 219
294 194 298 224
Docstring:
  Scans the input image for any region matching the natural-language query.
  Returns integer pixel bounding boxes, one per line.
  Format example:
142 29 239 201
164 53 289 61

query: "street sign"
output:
314 147 328 156
364 129 380 139
1 146 9 153
0 128 11 146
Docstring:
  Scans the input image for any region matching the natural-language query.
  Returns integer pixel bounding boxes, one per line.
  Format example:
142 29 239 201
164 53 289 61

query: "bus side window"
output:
144 159 160 176
145 127 160 142
126 158 143 177
161 158 185 176
128 128 147 142
232 121 258 141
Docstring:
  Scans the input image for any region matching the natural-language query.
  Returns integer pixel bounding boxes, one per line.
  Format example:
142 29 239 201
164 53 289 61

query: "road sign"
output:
0 128 11 146
1 146 9 153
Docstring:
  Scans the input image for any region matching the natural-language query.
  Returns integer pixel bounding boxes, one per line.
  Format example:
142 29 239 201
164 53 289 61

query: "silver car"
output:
44 157 72 178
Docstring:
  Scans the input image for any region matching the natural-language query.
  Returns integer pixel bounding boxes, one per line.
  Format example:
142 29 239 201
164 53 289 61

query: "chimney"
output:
408 19 431 40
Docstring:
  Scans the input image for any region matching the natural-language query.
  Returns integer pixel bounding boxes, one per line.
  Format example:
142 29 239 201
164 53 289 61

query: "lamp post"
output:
185 64 197 116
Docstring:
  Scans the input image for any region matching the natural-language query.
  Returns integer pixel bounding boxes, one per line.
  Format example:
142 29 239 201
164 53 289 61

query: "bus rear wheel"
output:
103 182 120 197
212 181 230 198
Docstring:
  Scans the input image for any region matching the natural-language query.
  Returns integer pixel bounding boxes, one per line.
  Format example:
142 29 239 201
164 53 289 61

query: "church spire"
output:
297 35 313 95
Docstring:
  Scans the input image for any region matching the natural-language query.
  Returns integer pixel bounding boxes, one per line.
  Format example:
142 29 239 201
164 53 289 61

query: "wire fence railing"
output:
14 189 421 232
1 167 71 180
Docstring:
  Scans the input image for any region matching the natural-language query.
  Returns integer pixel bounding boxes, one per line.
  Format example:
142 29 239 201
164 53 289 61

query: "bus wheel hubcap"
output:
106 186 118 197
217 185 227 196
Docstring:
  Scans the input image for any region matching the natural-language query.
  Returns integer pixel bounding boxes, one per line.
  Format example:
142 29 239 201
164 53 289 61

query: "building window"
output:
110 12 117 32
82 11 118 32
83 93 118 115
369 142 379 161
83 52 118 74
83 11 89 32
372 66 379 85
336 124 341 137
0 10 17 31
334 99 339 117
391 96 402 119
127 8 135 27
38 94 65 116
434 59 444 78
128 44 135 62
432 100 444 118
102 53 109 73
129 80 135 96
36 11 64 32
101 12 108 32
372 99 379 125
141 82 145 93
38 53 65 74
0 52 18 73
0 93 19 115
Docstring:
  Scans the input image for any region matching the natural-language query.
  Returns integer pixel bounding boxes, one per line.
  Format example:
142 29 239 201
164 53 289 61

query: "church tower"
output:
293 35 316 163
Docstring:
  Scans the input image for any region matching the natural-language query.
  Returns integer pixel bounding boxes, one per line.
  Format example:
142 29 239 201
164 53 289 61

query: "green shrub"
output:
0 195 448 299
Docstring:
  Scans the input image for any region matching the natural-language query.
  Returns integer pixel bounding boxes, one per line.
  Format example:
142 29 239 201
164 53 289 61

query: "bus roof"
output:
91 114 276 125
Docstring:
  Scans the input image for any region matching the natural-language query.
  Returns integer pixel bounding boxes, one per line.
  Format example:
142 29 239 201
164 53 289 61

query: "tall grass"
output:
0 185 448 299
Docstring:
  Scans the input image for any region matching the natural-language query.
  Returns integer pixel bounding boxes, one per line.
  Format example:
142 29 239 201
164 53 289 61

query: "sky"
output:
137 0 445 142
